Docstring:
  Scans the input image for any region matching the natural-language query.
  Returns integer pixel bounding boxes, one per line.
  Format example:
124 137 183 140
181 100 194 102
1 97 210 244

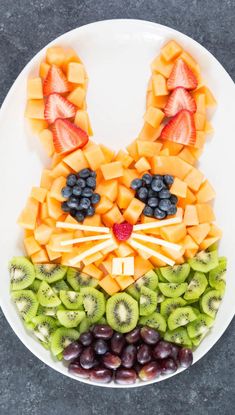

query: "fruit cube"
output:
39 62 50 78
138 122 162 141
24 236 41 256
83 251 103 266
116 276 135 290
18 198 39 230
196 204 215 223
144 106 165 129
195 94 206 114
134 256 153 280
161 40 182 62
151 55 174 78
115 150 133 168
28 119 48 135
30 187 47 203
209 224 222 238
96 180 118 202
74 110 93 136
31 248 49 263
181 235 198 250
101 161 123 180
194 111 206 131
170 177 187 198
40 202 48 220
84 145 105 170
115 242 134 257
83 214 102 236
178 148 196 165
99 254 115 275
47 195 63 220
146 92 168 109
39 129 55 157
200 236 219 250
195 131 206 148
134 157 151 173
46 245 62 261
161 246 185 263
196 180 216 203
62 48 81 71
117 185 134 210
119 169 139 188
160 223 187 243
137 140 162 157
63 148 89 171
40 169 53 190
67 86 86 107
184 167 204 191
204 121 214 135
180 51 199 76
46 46 65 66
82 264 103 280
51 162 72 179
99 275 120 295
152 74 168 96
27 78 43 99
151 156 192 180
99 145 115 163
126 140 139 160
123 198 145 225
183 205 199 226
187 223 211 245
102 205 123 227
184 248 198 259
67 62 85 84
49 232 74 253
96 196 113 214
60 249 80 267
25 99 45 119
50 176 66 202
34 224 53 245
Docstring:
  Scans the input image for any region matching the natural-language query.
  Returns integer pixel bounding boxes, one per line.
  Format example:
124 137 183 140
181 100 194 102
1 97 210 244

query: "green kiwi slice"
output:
32 315 57 344
67 268 98 291
9 257 35 291
187 313 214 338
160 263 190 283
164 327 192 347
106 293 138 333
158 282 188 298
52 279 70 294
200 289 222 318
97 316 107 325
35 264 67 283
191 332 208 347
50 327 79 356
188 250 218 273
79 317 92 333
81 287 105 323
139 286 158 316
59 290 83 310
57 310 85 328
160 297 187 319
209 261 226 292
29 279 41 293
37 304 64 318
184 272 208 300
126 270 158 300
157 291 165 303
167 306 197 330
11 290 38 322
139 312 166 332
38 281 61 308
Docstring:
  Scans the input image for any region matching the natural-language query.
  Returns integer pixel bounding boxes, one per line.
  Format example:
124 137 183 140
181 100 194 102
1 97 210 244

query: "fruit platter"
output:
1 20 235 387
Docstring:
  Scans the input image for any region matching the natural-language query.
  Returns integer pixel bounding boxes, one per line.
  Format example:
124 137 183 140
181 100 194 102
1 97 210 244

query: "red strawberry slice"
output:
161 109 196 146
44 93 76 125
167 59 198 91
164 87 197 117
51 118 89 154
43 65 69 96
113 222 133 242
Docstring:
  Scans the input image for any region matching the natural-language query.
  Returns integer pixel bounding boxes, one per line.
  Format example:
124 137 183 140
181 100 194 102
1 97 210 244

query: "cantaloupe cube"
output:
96 180 118 202
101 240 118 255
184 167 204 191
99 275 120 295
194 111 206 131
74 110 93 136
117 185 134 210
184 248 198 259
83 264 103 280
209 224 222 238
102 205 123 227
146 91 168 109
187 223 211 245
31 248 49 263
137 140 162 157
25 99 45 119
180 51 199 76
34 224 53 245
116 276 135 290
46 245 62 261
47 195 63 220
27 78 43 99
195 131 206 148
28 119 48 135
63 148 88 171
134 256 153 280
51 153 64 168
18 198 39 230
195 94 206 114
144 106 165 129
138 122 162 142
196 180 216 203
24 236 41 256
183 205 199 226
178 148 196 165
150 255 166 267
83 251 103 266
67 62 85 84
60 249 80 267
161 245 185 262
159 149 170 156
50 176 66 202
67 86 86 107
161 40 182 62
62 48 81 71
160 223 187 243
40 169 53 190
162 141 184 156
39 129 54 157
31 187 47 203
151 156 192 179
46 46 65 66
99 254 115 275
151 55 174 78
170 177 187 198
99 145 115 163
152 74 168 96
181 235 198 250
101 161 123 180
115 242 134 257
40 203 48 221
84 145 105 170
204 121 214 135
119 169 139 188
49 232 74 253
178 188 196 209
200 236 220 250
51 162 72 178
123 198 145 225
83 214 102 236
195 86 217 107
96 196 113 214
134 157 151 173
39 62 50 78
188 147 203 160
115 150 133 168
126 140 139 160
196 204 216 223
43 217 56 229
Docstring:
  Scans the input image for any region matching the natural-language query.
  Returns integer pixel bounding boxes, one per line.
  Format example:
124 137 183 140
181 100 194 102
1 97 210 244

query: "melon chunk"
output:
137 140 162 157
47 195 63 220
50 176 66 202
115 150 133 168
40 169 53 190
63 148 89 171
180 51 199 77
184 248 198 259
120 169 139 188
151 55 174 78
200 236 219 250
196 180 216 203
82 264 103 280
96 180 118 202
24 236 41 256
194 111 206 131
160 223 187 243
115 242 135 257
146 92 168 109
181 235 198 250
100 145 115 163
196 204 215 223
178 188 196 209
138 122 162 142
116 276 135 290
46 46 65 66
126 140 138 160
27 78 43 99
151 156 192 180
34 224 53 245
134 157 151 173
40 203 48 220
67 86 86 108
117 185 134 209
49 232 74 253
184 167 204 191
28 119 48 135
96 196 113 214
101 161 123 180
134 256 153 280
178 148 196 165
67 62 85 84
204 121 214 135
51 162 72 179
187 223 210 245
183 205 199 226
144 106 165 129
209 224 222 238
31 187 47 203
39 62 50 78
123 198 145 225
170 177 187 198
161 40 182 62
84 145 105 170
152 74 168 96
195 131 206 149
18 198 39 230
83 251 103 266
161 141 184 156
74 111 93 136
83 214 102 236
31 248 49 263
99 275 120 295
25 99 45 119
39 129 54 157
60 249 79 267
102 205 123 227
99 254 115 275
46 245 62 262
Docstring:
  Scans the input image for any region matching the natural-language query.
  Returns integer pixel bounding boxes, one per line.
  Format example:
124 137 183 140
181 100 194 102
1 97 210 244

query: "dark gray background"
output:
0 1 234 414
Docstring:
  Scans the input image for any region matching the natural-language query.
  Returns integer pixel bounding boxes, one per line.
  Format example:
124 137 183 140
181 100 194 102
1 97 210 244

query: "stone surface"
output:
0 1 235 414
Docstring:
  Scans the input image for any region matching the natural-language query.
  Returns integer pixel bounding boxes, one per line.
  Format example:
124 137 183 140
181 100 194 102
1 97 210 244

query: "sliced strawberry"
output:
43 65 69 96
51 118 89 154
160 109 196 146
164 87 197 117
44 93 76 125
113 222 133 242
167 59 198 91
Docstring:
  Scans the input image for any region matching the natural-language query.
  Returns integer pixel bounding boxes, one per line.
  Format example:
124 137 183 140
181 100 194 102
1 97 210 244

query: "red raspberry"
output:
112 222 133 242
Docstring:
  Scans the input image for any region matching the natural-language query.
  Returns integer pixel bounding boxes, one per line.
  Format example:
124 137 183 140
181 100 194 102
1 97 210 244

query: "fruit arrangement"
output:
9 40 226 384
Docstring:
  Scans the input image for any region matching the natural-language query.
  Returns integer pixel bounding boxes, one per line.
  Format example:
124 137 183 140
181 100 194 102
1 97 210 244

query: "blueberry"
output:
80 197 91 210
143 206 154 217
61 201 70 212
167 205 177 215
154 175 163 180
61 186 73 198
154 208 166 219
164 175 174 186
131 179 143 190
148 189 158 198
72 186 82 196
137 187 148 201
76 178 86 188
70 208 78 218
159 199 172 212
66 174 77 187
75 212 85 222
147 197 159 208
87 206 95 217
86 177 96 189
90 171 97 178
67 197 80 209
158 189 171 199
78 168 91 179
91 193 101 205
82 187 93 198
151 179 164 192
142 174 152 185
170 195 178 204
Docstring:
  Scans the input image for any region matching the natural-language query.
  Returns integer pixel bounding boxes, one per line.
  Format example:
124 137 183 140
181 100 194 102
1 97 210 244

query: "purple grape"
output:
111 332 126 355
138 361 162 381
80 346 96 369
63 341 83 361
102 353 121 370
170 344 180 361
79 331 93 346
90 367 113 384
160 358 178 375
178 348 193 368
152 341 172 359
115 368 137 385
93 339 108 355
125 327 141 344
93 324 113 340
69 361 90 379
140 326 160 345
121 344 137 368
137 344 152 365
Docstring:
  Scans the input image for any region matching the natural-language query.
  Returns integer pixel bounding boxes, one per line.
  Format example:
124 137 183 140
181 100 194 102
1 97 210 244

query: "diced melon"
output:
24 236 41 256
161 245 185 263
82 264 103 280
47 195 63 220
170 177 187 198
40 169 53 190
43 218 56 230
67 62 85 84
161 40 182 62
99 254 115 275
134 256 153 280
204 121 214 135
126 140 139 160
51 162 72 178
183 205 199 226
96 196 113 214
181 235 198 250
200 236 220 250
184 167 204 191
25 99 45 119
46 245 62 261
67 86 86 108
39 129 54 157
83 251 103 266
28 119 48 135
74 110 93 136
64 214 79 225
188 146 203 160
46 46 65 66
63 148 89 171
96 180 118 202
51 153 64 167
18 198 39 230
161 141 184 156
159 149 170 156
209 224 222 238
31 187 47 203
146 92 168 109
160 223 187 243
123 198 145 225
137 140 162 157
115 150 133 168
151 156 192 179
50 176 66 202
196 180 216 203
116 275 135 290
84 145 105 170
49 232 74 253
178 148 196 165
31 248 49 263
196 204 216 223
99 275 120 295
150 255 166 267
194 86 217 107
40 203 48 220
194 111 206 131
180 51 199 77
119 169 139 188
187 223 211 245
151 55 174 78
184 248 198 259
99 145 115 163
195 93 206 114
102 205 123 227
101 161 123 180
39 62 50 78
34 224 53 245
138 122 162 142
83 214 102 236
62 48 81 72
152 74 168 96
134 157 151 173
115 242 135 257
73 229 84 239
195 131 206 148
117 185 134 210
60 250 80 267
27 78 43 99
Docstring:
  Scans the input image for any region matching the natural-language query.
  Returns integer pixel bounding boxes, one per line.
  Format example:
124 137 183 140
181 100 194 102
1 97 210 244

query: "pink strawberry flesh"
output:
112 222 133 242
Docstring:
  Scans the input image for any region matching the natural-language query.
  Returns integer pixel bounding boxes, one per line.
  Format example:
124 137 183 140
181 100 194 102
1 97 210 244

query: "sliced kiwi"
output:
188 250 218 273
190 306 201 317
106 292 138 333
168 306 197 330
139 286 157 316
158 282 188 298
32 315 57 344
187 313 214 338
156 291 165 303
38 281 61 308
164 327 192 347
57 310 85 328
81 287 105 323
126 270 158 300
200 289 222 318
184 272 208 300
97 316 107 325
160 263 190 283
79 317 92 333
11 290 38 322
52 279 70 294
191 332 208 347
35 264 67 283
160 297 187 319
37 304 64 318
29 279 41 293
9 257 35 291
67 268 98 291
139 312 166 332
209 261 226 292
59 290 83 310
50 327 79 356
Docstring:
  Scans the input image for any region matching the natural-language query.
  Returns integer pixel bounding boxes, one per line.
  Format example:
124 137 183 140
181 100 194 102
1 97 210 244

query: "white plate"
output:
0 19 235 388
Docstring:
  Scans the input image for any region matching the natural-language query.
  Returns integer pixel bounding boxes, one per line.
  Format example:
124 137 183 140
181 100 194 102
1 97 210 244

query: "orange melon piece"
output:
62 48 81 70
183 205 199 226
185 248 198 259
115 242 135 257
195 86 217 107
39 62 50 78
123 198 145 225
140 215 161 236
96 180 118 202
51 162 72 179
209 224 222 238
178 187 196 209
187 223 210 245
134 256 153 280
115 150 133 168
31 248 49 263
194 111 206 131
67 62 85 84
138 122 162 142
146 92 168 109
161 141 184 155
170 177 187 198
27 78 43 99
99 275 120 295
178 148 196 165
195 131 206 149
184 167 204 191
50 176 66 202
40 203 48 220
195 93 206 114
43 217 56 229
117 185 134 210
144 106 165 129
150 255 166 267
63 148 89 171
126 140 139 160
181 235 198 250
99 254 116 275
73 229 84 239
152 74 168 96
25 99 45 119
160 223 187 243
39 129 54 157
84 145 105 170
120 169 139 188
24 236 41 256
47 195 63 220
196 180 216 203
159 149 170 156
46 245 62 262
116 276 135 290
40 170 53 190
161 40 182 62
51 153 64 168
137 140 162 157
204 121 214 135
49 232 74 253
161 246 185 263
31 187 47 203
83 264 103 280
34 224 53 245
46 46 65 66
74 110 93 136
60 249 80 267
188 146 203 160
83 214 102 236
196 204 215 223
67 86 86 108
100 145 115 163
83 251 103 266
64 214 79 224
200 236 220 250
151 55 174 78
134 157 151 173
151 156 192 180
96 196 113 214
180 51 199 77
101 161 123 180
28 119 48 135
18 198 39 230
102 205 123 227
